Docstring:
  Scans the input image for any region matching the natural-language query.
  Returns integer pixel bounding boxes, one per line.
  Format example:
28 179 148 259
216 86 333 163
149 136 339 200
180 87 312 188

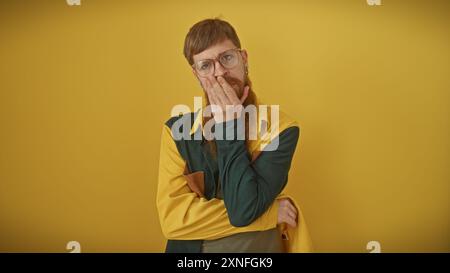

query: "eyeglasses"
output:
192 48 242 77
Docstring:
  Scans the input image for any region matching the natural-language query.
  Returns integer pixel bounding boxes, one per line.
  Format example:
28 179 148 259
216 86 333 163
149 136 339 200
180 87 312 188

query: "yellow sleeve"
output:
156 124 279 240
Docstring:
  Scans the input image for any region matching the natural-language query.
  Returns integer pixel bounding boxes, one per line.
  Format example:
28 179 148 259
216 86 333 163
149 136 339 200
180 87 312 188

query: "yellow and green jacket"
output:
157 100 312 253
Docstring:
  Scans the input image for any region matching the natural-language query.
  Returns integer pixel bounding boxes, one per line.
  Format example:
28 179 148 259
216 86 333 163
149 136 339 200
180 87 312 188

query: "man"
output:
157 18 308 253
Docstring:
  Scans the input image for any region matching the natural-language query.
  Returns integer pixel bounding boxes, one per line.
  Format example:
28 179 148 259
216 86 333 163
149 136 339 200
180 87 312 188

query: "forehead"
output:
192 39 237 62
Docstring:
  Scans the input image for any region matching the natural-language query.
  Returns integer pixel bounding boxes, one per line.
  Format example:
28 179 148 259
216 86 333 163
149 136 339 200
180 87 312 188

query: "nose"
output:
213 60 227 77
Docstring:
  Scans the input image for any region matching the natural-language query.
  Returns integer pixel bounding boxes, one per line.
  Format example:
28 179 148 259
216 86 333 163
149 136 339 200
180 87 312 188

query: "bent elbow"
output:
159 220 171 238
160 220 180 239
228 212 254 227
157 209 178 239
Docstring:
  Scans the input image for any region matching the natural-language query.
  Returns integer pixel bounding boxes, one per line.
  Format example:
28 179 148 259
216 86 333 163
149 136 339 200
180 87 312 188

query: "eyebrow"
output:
196 48 236 62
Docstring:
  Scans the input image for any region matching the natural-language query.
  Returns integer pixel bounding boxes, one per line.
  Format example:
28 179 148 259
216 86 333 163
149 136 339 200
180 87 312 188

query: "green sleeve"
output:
215 119 300 227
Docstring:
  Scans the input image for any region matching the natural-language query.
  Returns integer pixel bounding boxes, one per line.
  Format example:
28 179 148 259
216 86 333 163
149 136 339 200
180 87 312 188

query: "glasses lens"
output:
195 60 213 76
219 50 238 68
194 49 240 76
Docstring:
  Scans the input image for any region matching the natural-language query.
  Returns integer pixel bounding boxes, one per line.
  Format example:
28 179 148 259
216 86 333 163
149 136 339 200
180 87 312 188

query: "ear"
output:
240 49 248 65
192 68 201 82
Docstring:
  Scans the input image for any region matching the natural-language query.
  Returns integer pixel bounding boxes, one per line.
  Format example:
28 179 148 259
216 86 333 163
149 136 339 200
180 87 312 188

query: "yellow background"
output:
0 0 449 252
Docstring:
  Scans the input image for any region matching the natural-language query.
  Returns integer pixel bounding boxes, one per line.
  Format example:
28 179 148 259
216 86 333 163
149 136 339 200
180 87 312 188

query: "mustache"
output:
222 75 243 87
221 75 246 97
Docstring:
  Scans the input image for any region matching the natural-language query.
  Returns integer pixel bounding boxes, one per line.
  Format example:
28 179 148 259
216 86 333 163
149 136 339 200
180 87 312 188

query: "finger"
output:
217 76 241 105
284 204 297 220
287 210 296 221
284 216 297 228
286 202 298 217
279 199 289 208
205 79 218 106
287 201 297 214
285 199 297 213
240 85 249 104
207 81 226 118
205 79 214 104
210 77 229 106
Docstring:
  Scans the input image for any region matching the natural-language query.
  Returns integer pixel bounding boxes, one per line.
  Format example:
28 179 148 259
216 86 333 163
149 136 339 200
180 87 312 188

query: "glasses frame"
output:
192 48 243 77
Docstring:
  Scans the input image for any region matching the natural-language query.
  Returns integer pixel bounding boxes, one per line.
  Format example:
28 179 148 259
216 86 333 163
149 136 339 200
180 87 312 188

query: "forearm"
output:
215 120 300 227
157 123 279 240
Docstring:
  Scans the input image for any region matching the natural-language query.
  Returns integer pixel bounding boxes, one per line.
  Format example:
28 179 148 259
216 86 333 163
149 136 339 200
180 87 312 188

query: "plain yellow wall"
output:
0 0 448 252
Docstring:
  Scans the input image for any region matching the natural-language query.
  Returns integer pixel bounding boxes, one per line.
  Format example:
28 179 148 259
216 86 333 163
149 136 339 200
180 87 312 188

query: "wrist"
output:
214 114 245 143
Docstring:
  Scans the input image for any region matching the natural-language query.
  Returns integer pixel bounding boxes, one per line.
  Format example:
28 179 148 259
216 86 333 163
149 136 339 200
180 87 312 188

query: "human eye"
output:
198 61 211 71
221 53 234 63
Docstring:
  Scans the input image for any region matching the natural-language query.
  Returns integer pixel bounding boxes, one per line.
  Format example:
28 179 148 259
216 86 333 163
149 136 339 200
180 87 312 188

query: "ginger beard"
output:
223 75 245 99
